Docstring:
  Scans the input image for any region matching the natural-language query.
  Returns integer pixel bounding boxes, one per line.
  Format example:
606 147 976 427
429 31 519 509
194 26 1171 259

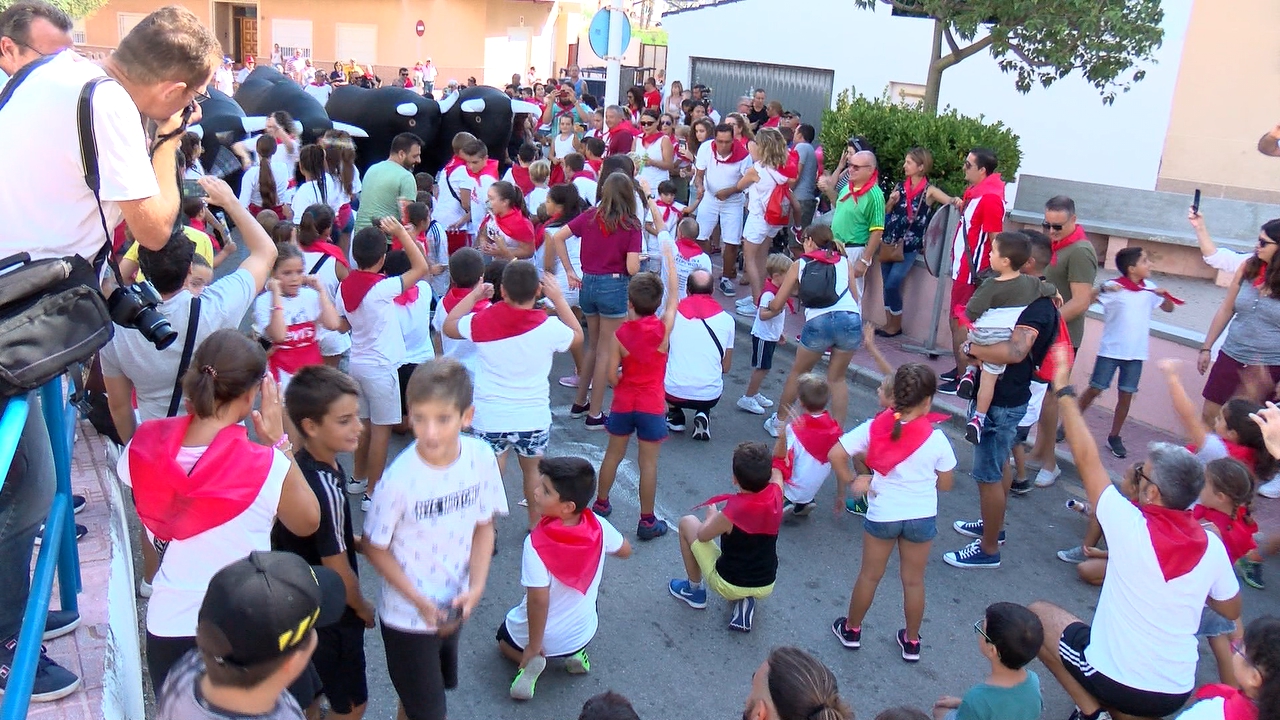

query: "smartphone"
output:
181 178 207 199
440 603 463 625
1191 188 1202 215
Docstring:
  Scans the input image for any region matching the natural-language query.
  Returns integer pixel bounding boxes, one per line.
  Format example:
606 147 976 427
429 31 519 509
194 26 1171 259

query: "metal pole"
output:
41 379 81 608
604 0 624 105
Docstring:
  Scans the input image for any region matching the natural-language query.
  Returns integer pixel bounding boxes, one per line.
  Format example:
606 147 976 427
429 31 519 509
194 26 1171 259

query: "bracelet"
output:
859 257 872 267
1199 348 1211 353
1055 385 1077 399
271 433 291 450
272 304 284 311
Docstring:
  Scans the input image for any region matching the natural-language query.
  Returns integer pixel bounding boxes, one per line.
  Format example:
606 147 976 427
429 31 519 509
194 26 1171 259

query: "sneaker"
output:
509 654 546 700
669 579 707 609
831 617 861 648
943 541 1002 569
736 295 756 307
42 610 80 641
784 501 814 517
1260 477 1280 499
719 277 737 296
753 394 774 408
1107 435 1127 458
138 579 152 599
735 303 757 317
845 497 868 516
692 412 710 441
964 416 982 445
1056 425 1066 443
1034 466 1062 488
1057 546 1088 564
897 629 921 662
565 649 591 674
729 597 756 632
1067 709 1113 720
569 402 590 419
71 495 86 514
1237 557 1265 590
952 520 1005 544
585 413 609 430
34 523 87 546
937 379 960 396
558 375 580 388
956 368 977 400
360 493 372 512
941 367 959 383
667 408 687 433
637 517 669 541
763 413 781 438
591 498 613 517
0 635 81 702
346 478 368 495
1010 477 1034 496
737 395 766 415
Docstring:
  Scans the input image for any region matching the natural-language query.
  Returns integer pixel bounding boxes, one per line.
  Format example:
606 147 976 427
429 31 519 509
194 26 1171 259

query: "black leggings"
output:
666 395 720 416
381 624 461 720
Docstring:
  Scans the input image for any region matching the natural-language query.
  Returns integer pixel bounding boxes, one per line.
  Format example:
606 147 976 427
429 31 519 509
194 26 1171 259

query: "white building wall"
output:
662 0 1194 190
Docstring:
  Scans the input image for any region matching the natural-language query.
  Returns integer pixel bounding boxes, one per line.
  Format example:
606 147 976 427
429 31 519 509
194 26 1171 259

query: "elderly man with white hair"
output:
819 149 884 302
1029 347 1241 720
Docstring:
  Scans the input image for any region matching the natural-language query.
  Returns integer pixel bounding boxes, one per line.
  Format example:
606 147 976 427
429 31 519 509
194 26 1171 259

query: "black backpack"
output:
797 258 847 309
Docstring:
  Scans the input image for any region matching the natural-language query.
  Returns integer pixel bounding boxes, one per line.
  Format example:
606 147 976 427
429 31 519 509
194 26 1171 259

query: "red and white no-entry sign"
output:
415 20 425 37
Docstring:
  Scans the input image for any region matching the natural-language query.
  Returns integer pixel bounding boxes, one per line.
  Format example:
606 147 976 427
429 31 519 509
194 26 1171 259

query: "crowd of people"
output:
4 3 1280 720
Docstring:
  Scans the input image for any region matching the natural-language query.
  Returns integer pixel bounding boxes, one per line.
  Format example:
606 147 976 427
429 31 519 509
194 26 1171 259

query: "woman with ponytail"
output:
321 130 362 251
828 362 955 662
476 180 536 262
117 329 320 690
743 646 853 720
238 134 290 219
1179 616 1280 720
291 144 342 219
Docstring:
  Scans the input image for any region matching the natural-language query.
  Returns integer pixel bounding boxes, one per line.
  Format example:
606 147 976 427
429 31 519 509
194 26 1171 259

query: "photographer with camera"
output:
539 79 593 129
0 3 221 702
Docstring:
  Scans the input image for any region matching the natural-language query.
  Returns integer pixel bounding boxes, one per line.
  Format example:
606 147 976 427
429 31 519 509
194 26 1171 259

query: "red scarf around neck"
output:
790 411 842 462
841 170 880 202
444 154 465 176
128 417 274 542
675 238 704 259
468 301 548 341
1195 684 1258 720
641 131 664 147
440 286 491 315
764 277 795 314
1110 276 1185 305
509 165 534 194
480 209 536 245
1050 225 1089 265
864 409 950 475
697 483 782 535
962 172 1004 204
1139 503 1208 581
801 249 842 265
339 269 384 312
677 294 723 319
655 200 679 224
530 511 604 594
712 142 750 165
305 240 350 269
903 177 927 221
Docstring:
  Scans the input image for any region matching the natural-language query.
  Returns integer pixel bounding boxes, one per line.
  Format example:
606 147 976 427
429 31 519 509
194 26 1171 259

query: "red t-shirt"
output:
606 127 636 156
567 208 643 275
611 314 667 415
643 89 662 109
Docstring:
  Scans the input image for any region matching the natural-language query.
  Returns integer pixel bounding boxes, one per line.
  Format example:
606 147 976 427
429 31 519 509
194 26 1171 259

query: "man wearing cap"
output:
236 55 255 86
214 56 234 96
154 551 345 720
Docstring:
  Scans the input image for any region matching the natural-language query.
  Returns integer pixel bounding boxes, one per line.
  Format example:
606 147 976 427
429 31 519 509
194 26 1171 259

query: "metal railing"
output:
0 378 82 720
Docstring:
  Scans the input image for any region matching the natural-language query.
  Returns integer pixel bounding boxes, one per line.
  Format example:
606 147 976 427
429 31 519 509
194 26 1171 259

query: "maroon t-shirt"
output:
606 126 636 156
568 208 643 275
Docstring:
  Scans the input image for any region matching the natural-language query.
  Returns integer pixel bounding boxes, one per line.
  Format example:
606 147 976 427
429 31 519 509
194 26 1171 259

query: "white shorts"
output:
845 245 867 302
350 364 402 426
317 327 351 357
1020 380 1048 429
742 213 783 246
696 197 745 246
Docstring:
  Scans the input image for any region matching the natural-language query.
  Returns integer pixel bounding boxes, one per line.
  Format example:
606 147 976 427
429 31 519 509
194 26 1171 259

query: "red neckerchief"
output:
1195 684 1259 720
790 411 842 462
1139 503 1208 581
443 154 465 176
903 177 927 221
801 249 842 265
712 142 750 165
530 511 604 595
1050 225 1089 265
641 131 664 147
128 417 274 542
962 172 1004 204
864 409 950 475
697 484 782 535
306 240 350 269
509 165 534 194
440 286 491 315
188 217 207 233
1111 276 1185 305
587 157 603 175
1253 264 1268 289
675 238 704 259
535 212 562 249
468 301 548 341
734 137 750 154
677 294 723 320
840 170 880 201
1186 437 1258 470
394 282 420 307
339 269 384 312
764 277 795 314
1193 504 1258 563
479 209 536 246
469 158 499 182
655 200 678 224
762 116 781 128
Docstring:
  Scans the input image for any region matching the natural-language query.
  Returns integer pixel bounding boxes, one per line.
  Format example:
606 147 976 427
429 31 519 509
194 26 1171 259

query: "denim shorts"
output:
799 311 863 354
1089 356 1143 394
863 516 937 543
579 273 630 318
1197 606 1234 638
471 428 550 458
971 402 1027 483
606 410 668 443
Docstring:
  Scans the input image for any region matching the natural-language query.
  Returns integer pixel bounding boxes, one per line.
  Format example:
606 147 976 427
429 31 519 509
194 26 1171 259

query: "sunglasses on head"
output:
1042 222 1065 232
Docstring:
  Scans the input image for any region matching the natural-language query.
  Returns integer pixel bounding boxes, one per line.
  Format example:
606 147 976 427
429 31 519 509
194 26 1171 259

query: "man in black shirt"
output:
746 88 769 130
944 231 1060 570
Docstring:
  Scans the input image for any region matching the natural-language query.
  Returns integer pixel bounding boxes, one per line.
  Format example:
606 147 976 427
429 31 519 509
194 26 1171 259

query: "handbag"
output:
878 240 904 264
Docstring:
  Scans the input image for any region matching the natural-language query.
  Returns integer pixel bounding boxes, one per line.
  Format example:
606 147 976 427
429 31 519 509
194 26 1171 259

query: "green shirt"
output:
831 184 886 247
354 160 417 232
956 671 1042 720
1044 240 1098 347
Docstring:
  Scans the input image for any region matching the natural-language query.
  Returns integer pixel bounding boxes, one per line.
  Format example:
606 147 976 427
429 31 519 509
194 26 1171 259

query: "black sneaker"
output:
1010 477 1035 496
1107 435 1127 458
0 635 81 702
637 517 669 541
666 408 686 432
956 369 977 400
937 379 960 396
941 366 959 383
691 412 710 441
33 524 87 546
897 629 922 662
585 413 608 431
71 495 86 515
964 417 982 445
569 403 590 419
831 617 861 648
43 610 80 641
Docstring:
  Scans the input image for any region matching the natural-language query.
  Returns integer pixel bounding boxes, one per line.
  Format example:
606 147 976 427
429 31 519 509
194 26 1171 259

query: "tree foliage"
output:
0 0 107 19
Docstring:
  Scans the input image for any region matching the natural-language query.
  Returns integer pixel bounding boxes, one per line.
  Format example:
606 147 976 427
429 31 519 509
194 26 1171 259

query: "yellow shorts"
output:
690 540 774 601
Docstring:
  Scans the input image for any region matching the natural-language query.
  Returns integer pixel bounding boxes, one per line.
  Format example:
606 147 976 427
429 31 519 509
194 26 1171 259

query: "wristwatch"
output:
1055 385 1077 399
859 256 872 267
961 340 974 357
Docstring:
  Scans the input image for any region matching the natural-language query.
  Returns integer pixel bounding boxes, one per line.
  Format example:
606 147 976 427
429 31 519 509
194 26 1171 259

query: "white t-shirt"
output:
303 82 332 106
340 276 406 369
331 167 362 209
252 286 322 350
432 300 480 377
457 313 575 432
397 281 437 365
291 174 344 218
1096 281 1165 361
0 51 158 263
301 251 351 357
118 441 291 637
783 420 834 505
1086 485 1239 694
695 143 751 197
572 176 598 205
363 438 508 632
752 290 785 342
238 160 292 209
213 67 235 96
1019 380 1048 429
422 222 451 299
796 257 860 320
235 67 252 84
526 186 550 216
435 164 474 228
1176 698 1226 720
838 422 956 523
503 518 625 656
547 227 582 304
747 163 785 219
665 309 735 401
674 247 712 300
470 174 497 235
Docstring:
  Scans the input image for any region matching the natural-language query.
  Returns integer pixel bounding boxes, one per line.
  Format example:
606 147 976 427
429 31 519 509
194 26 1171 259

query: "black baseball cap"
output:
196 551 345 668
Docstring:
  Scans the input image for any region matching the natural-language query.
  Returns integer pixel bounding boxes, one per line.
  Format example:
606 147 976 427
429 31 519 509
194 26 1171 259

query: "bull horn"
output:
460 98 486 113
331 121 369 138
291 120 304 135
241 116 268 133
396 102 418 117
438 91 459 114
511 99 543 116
188 125 204 139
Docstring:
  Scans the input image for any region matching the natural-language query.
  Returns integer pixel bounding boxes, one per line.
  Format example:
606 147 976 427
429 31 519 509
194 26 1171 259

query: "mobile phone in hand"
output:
1191 188 1201 215
182 178 207 199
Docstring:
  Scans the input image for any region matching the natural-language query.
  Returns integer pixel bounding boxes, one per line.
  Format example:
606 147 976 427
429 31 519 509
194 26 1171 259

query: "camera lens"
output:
134 306 177 350
107 286 178 350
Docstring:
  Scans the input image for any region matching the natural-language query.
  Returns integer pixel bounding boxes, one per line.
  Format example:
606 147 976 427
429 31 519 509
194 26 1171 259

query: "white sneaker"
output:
735 303 757 317
1259 476 1280 499
138 579 153 599
763 413 781 438
1034 466 1062 488
347 478 368 495
753 394 774 408
361 493 372 512
737 395 766 415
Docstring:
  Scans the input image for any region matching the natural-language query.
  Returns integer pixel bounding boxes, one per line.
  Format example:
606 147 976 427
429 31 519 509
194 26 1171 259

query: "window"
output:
271 19 312 60
71 17 85 45
888 81 925 107
117 12 146 43
335 24 377 66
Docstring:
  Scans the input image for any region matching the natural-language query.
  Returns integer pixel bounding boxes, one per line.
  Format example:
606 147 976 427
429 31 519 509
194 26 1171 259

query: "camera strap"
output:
76 76 127 282
167 297 201 418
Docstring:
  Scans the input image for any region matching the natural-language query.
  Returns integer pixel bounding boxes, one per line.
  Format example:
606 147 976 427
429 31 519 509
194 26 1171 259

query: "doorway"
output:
213 1 258 62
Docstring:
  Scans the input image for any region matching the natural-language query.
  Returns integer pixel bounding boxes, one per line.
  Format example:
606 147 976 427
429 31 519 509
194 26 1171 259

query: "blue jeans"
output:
879 252 917 315
579 273 630 318
799 311 863 354
970 402 1027 483
863 516 937 543
0 392 55 639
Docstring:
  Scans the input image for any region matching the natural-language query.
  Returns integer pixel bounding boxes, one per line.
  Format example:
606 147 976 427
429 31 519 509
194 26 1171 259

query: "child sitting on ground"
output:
773 374 841 517
498 457 632 701
671 217 711 300
432 248 490 378
668 442 784 633
739 253 794 415
931 602 1044 720
957 231 1057 444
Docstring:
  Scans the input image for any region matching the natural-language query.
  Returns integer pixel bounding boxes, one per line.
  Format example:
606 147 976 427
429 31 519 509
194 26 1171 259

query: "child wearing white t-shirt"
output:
643 181 685 275
739 253 793 415
670 216 711 300
433 248 488 378
362 358 508 720
734 128 791 315
773 375 841 517
498 457 631 701
382 252 437 430
251 245 341 398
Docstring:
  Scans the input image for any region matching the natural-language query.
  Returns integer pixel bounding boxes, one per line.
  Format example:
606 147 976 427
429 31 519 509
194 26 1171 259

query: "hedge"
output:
819 89 1022 199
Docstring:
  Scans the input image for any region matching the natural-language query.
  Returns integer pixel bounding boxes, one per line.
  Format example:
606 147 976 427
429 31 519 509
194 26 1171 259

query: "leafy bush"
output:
819 89 1022 198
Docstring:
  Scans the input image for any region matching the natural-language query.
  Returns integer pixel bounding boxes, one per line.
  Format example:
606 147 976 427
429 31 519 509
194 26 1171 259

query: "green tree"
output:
0 0 107 18
853 0 1165 115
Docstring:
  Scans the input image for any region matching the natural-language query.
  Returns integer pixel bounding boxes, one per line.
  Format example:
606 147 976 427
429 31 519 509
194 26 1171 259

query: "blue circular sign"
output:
588 8 631 59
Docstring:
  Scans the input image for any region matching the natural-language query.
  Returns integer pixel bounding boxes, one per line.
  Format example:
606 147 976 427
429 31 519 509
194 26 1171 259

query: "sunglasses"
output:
963 161 974 169
661 120 673 126
1042 222 1065 232
1132 461 1150 487
849 164 872 171
973 619 992 644
639 121 656 127
1259 237 1278 248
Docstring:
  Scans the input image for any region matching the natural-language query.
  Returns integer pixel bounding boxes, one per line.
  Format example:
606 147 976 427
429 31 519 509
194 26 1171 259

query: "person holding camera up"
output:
0 2 222 701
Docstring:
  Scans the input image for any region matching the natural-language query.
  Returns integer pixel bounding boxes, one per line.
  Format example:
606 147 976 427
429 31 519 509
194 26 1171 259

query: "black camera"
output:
108 281 177 350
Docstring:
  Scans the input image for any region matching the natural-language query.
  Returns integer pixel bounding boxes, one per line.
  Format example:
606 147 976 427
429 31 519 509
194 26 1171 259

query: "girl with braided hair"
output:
742 646 852 720
828 363 956 662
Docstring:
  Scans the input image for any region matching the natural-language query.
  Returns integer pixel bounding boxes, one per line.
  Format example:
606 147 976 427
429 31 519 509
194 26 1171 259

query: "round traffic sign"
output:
415 20 425 37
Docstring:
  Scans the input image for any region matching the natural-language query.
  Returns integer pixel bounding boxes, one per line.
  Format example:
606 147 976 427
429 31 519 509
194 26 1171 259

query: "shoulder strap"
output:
0 53 57 113
698 318 724 361
309 253 330 274
445 169 462 204
167 297 201 417
77 76 124 275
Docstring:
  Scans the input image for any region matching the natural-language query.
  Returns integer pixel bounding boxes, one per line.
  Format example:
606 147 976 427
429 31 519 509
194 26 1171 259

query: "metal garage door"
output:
689 57 834 135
